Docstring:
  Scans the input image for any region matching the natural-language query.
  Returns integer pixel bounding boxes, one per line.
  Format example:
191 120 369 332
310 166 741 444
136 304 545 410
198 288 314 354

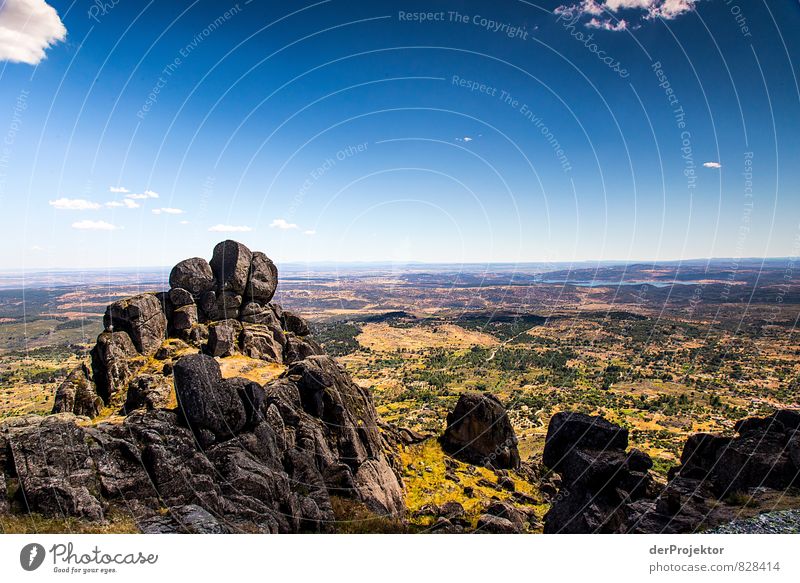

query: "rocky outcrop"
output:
542 409 800 534
440 392 520 469
2 241 405 533
53 241 321 416
627 409 800 533
52 364 102 417
0 352 404 532
210 239 252 296
169 258 215 296
542 412 655 534
103 294 167 355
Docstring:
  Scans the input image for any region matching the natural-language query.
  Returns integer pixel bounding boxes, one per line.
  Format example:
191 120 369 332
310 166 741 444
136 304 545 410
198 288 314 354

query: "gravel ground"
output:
706 510 800 534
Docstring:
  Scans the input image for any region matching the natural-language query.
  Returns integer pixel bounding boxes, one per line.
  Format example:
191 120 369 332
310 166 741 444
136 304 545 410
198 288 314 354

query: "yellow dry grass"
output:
357 323 498 353
217 355 285 384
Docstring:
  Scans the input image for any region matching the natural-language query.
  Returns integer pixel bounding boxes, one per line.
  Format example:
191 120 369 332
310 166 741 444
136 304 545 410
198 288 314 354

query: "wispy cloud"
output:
49 197 100 210
0 0 66 65
125 189 159 200
106 198 140 209
703 161 722 169
208 224 252 233
152 207 184 215
269 218 298 230
109 186 129 193
555 0 697 30
72 219 120 231
303 229 316 236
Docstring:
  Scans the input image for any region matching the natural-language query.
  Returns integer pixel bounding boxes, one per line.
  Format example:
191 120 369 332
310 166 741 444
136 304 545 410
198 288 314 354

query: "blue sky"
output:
0 0 798 268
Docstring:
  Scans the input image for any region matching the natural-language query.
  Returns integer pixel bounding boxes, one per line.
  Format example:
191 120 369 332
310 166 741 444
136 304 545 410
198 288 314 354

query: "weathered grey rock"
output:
201 290 243 321
173 354 247 441
440 392 520 469
3 414 105 520
169 258 215 296
124 374 172 413
542 411 629 472
103 293 167 355
171 304 197 331
140 504 229 534
240 324 283 363
52 364 102 417
210 240 252 295
283 334 323 364
206 319 242 357
486 500 526 530
477 513 520 534
90 331 143 402
0 471 8 514
281 310 310 336
281 356 404 515
240 301 281 326
169 287 195 308
183 323 209 346
245 251 278 303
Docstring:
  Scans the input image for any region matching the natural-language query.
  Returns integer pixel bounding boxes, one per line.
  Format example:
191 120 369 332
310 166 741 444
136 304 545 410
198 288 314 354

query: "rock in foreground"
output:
440 392 520 469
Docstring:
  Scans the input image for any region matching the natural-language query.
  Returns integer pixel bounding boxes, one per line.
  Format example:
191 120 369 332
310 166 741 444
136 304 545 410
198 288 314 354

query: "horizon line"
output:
0 255 794 274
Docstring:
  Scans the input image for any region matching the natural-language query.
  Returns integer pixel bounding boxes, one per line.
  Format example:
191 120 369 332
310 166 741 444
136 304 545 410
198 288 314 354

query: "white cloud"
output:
179 220 190 225
49 197 100 210
152 207 184 215
0 0 66 65
72 220 120 231
303 230 316 236
587 16 628 30
125 189 159 200
208 224 253 233
555 0 696 30
106 198 140 209
269 218 298 230
109 186 129 193
703 161 722 169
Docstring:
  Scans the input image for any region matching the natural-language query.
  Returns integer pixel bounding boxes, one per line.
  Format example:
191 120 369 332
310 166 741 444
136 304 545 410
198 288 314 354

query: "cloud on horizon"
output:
49 197 100 210
72 219 120 231
208 224 253 233
0 0 66 65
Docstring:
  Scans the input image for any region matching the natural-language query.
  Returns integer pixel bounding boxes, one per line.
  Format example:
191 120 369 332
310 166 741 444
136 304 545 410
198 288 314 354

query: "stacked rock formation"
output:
0 241 403 533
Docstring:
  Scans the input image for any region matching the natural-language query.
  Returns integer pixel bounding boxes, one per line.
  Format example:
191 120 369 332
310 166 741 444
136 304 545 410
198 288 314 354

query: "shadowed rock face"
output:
440 392 520 470
24 241 405 533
